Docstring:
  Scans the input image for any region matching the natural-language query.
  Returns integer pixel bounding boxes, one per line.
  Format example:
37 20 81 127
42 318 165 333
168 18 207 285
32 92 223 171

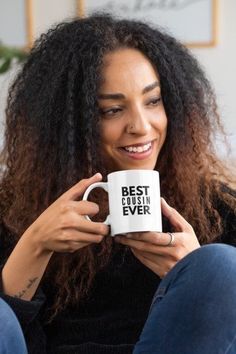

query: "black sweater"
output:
1 191 236 354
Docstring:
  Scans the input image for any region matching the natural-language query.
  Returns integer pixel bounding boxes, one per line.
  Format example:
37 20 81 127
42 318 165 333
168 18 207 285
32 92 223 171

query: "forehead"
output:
99 48 159 90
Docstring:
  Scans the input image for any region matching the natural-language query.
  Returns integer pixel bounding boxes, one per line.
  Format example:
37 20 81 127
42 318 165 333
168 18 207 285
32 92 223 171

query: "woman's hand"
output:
114 198 200 278
23 173 109 255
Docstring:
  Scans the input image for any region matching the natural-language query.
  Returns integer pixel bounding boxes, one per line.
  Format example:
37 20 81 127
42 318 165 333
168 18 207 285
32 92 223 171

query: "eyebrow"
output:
98 81 160 100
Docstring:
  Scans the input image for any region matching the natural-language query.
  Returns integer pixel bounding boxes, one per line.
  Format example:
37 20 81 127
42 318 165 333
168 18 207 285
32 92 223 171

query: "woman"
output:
0 13 236 354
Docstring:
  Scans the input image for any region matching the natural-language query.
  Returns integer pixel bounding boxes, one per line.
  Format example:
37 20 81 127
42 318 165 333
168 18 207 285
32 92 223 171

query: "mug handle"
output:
82 182 110 225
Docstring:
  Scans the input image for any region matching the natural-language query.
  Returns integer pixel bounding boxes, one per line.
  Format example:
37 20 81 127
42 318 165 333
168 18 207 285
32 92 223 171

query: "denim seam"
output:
149 260 190 312
224 332 236 354
148 287 166 313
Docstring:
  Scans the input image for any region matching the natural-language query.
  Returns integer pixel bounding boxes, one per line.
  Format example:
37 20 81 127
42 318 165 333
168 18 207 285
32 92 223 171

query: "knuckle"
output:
80 178 87 186
188 224 194 233
166 208 175 220
137 243 146 251
59 201 73 214
97 224 108 235
59 218 70 229
90 202 99 213
152 233 160 243
68 219 79 229
59 229 69 240
80 200 99 214
65 244 74 253
171 207 177 216
60 229 74 242
68 242 79 252
172 249 183 262
97 226 104 235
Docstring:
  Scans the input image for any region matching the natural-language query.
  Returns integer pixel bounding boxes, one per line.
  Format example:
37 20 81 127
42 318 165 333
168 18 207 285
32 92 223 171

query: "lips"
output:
118 140 154 160
123 142 152 153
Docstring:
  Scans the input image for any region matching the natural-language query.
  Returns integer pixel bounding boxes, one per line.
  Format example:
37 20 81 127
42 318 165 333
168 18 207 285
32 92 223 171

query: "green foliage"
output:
0 43 28 74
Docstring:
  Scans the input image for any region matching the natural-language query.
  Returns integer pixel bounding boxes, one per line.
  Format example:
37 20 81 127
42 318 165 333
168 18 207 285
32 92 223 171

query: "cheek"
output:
100 121 123 147
161 116 168 135
100 129 114 147
153 112 168 135
159 109 168 130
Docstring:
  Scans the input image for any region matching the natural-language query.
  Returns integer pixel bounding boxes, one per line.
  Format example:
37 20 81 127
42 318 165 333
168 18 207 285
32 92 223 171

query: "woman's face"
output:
99 48 167 171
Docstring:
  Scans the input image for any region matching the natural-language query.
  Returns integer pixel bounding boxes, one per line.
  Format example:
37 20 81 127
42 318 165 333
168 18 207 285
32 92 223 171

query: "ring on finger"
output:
166 232 175 246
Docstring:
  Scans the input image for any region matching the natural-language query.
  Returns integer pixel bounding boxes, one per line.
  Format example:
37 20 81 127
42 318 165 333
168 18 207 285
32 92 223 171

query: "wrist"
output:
20 228 53 259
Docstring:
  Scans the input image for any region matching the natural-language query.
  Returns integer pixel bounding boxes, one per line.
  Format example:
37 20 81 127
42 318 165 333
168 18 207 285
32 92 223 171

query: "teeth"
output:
124 142 151 153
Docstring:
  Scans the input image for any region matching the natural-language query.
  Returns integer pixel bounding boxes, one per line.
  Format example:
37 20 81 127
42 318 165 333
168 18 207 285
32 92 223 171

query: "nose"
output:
126 106 151 135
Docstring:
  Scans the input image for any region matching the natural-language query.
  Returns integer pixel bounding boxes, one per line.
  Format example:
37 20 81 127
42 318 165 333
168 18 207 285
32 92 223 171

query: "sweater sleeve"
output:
0 223 47 354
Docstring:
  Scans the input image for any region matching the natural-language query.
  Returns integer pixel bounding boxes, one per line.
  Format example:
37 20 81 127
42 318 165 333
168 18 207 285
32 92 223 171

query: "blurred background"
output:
0 0 235 164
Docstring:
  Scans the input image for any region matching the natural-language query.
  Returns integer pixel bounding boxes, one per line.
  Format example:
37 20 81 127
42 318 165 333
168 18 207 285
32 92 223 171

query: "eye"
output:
100 107 123 118
147 97 162 106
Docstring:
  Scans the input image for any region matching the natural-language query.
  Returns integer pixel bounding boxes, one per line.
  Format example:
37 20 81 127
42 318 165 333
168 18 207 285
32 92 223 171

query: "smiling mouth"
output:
122 142 152 153
118 141 154 160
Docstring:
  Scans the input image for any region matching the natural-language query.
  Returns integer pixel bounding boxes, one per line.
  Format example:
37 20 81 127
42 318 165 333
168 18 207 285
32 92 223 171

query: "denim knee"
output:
0 298 28 354
0 298 18 329
186 243 236 280
135 244 236 354
152 243 236 307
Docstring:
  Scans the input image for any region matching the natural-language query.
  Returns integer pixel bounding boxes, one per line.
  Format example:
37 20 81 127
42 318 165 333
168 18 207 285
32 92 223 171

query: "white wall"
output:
0 0 236 158
191 0 236 158
0 68 17 147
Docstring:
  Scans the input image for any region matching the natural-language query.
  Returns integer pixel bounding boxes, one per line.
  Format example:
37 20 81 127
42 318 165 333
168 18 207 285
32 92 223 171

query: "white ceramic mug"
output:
83 169 162 236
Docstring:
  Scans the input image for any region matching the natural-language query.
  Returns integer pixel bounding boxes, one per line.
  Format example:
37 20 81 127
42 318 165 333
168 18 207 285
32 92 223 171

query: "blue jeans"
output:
133 244 236 354
0 298 27 354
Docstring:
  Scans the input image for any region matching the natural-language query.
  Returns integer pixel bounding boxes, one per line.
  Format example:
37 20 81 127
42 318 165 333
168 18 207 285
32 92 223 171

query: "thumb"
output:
61 173 103 201
161 197 190 232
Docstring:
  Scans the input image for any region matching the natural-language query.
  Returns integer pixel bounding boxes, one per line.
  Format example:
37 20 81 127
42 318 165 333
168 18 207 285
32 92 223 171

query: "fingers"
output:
125 231 174 247
56 232 105 253
61 215 109 236
131 248 168 279
71 200 100 217
61 173 103 201
161 198 192 232
78 218 109 236
57 200 109 235
115 232 185 260
59 230 106 245
115 235 166 254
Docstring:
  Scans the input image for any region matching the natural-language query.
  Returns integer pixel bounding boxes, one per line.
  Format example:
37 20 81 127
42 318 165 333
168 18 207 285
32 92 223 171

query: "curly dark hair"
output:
0 13 235 318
